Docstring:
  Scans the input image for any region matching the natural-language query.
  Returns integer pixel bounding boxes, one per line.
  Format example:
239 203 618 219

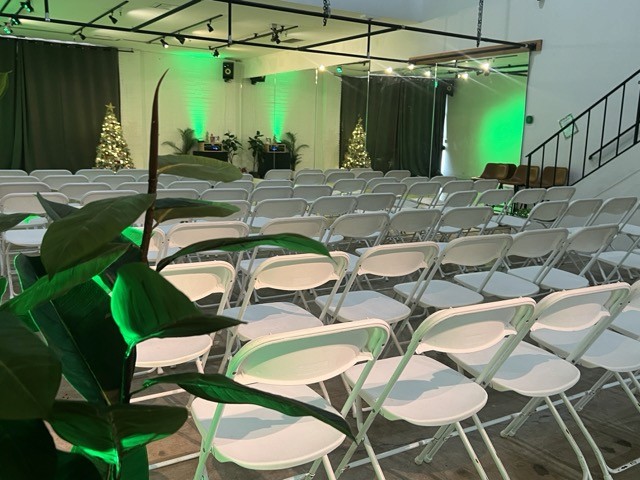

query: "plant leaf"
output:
0 313 61 420
156 233 331 271
141 373 354 440
3 245 127 317
54 450 103 480
0 212 33 232
48 401 187 467
0 277 6 298
111 263 241 355
0 419 57 479
154 197 238 224
13 255 127 406
158 154 242 182
40 194 155 276
37 193 79 221
117 446 149 480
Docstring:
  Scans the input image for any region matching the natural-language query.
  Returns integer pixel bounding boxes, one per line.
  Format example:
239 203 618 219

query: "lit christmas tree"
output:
95 103 134 171
343 116 371 169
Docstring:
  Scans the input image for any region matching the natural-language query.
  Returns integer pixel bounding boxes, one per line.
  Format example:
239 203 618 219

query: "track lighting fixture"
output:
2 23 12 35
407 63 415 70
20 1 34 12
10 16 20 26
424 70 432 78
160 38 169 48
175 34 186 45
108 12 118 24
206 21 214 33
270 24 284 44
78 30 86 40
213 48 219 57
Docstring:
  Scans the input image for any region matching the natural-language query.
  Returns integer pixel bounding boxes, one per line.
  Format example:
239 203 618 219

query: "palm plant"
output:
162 127 198 154
280 131 309 171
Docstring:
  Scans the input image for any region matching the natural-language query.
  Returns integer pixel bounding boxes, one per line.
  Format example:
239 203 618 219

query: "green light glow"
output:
477 90 526 166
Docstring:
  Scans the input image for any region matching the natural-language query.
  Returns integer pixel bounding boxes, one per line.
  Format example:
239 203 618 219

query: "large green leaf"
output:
0 419 57 479
0 313 61 420
14 255 127 406
37 193 79 221
158 154 242 182
0 213 33 233
111 263 241 355
2 245 127 317
40 194 155 276
49 401 187 468
141 373 354 440
54 450 103 480
156 233 331 271
117 446 149 480
154 197 238 224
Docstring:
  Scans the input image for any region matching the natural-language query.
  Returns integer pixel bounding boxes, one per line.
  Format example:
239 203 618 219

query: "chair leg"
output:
454 422 490 480
471 414 510 480
500 397 545 437
414 423 455 464
613 372 640 415
574 371 615 412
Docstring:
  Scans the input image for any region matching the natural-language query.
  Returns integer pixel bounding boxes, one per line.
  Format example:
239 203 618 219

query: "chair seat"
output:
394 279 483 309
455 271 539 298
508 266 590 290
224 302 323 342
135 336 212 368
531 328 640 372
344 355 488 426
450 339 580 397
191 383 345 470
611 308 640 339
596 251 640 270
3 228 47 247
498 215 526 228
315 291 410 324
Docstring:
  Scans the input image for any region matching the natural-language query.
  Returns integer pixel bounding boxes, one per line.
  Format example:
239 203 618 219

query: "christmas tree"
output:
343 116 371 169
95 103 134 171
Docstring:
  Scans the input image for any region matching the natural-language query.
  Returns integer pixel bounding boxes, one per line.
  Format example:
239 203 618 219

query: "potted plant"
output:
280 131 309 171
161 127 199 154
221 131 242 164
247 130 264 176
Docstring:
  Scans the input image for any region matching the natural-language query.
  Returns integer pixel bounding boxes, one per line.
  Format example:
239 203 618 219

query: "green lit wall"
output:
442 72 527 178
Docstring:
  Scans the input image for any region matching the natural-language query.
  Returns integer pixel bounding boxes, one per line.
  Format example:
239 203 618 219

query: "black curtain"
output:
340 75 447 176
0 38 120 172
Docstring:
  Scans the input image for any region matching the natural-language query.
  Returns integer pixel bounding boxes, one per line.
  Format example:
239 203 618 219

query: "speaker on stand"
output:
222 62 234 82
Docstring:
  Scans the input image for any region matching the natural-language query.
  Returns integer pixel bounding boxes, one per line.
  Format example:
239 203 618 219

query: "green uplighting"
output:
477 93 526 167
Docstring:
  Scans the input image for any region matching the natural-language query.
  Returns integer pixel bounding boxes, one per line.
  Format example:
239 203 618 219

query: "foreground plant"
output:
0 72 351 479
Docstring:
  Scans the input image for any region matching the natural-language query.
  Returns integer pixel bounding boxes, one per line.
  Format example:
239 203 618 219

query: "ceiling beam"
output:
71 1 129 36
410 40 543 65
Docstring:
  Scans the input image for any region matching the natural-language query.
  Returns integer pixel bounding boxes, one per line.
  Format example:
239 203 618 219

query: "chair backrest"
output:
540 166 569 187
610 280 640 340
0 192 69 215
30 169 72 179
0 169 27 177
115 182 148 194
264 169 292 180
0 182 50 198
565 224 619 255
167 180 212 194
352 242 440 278
42 175 88 190
440 179 474 195
294 169 323 177
508 188 546 207
75 169 115 181
350 167 373 174
507 228 569 260
0 175 40 184
355 193 396 212
80 190 138 205
517 200 568 232
221 180 254 193
544 186 575 201
332 178 366 195
248 186 293 204
325 170 355 183
436 206 494 236
294 173 325 185
116 168 147 180
398 181 441 209
401 176 430 186
260 215 327 239
160 261 236 312
308 195 357 218
202 200 250 222
440 190 478 210
59 182 112 201
166 221 250 248
251 198 308 220
137 173 180 185
384 170 411 181
293 185 332 202
200 188 249 202
371 182 408 197
587 196 637 226
155 188 200 200
386 209 441 240
328 211 389 243
355 171 383 181
93 175 136 188
428 175 457 187
553 198 603 228
530 283 629 363
472 178 499 193
439 233 513 268
475 188 513 208
256 179 293 188
365 177 397 192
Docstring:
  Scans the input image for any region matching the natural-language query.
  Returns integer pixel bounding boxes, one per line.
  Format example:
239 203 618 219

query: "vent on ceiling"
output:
281 37 303 44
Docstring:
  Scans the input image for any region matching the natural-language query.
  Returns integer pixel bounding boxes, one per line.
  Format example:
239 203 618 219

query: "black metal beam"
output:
131 0 200 31
71 1 128 35
0 0 11 15
303 26 398 50
147 14 223 43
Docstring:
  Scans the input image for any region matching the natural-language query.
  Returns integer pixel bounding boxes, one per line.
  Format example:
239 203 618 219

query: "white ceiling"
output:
0 0 472 59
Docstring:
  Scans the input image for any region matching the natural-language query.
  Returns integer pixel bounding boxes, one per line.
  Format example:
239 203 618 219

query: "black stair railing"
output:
525 67 640 187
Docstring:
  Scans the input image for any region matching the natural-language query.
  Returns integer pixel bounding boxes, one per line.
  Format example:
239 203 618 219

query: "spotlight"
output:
206 21 214 33
10 16 20 26
270 25 282 44
2 23 12 34
209 47 219 57
108 12 118 24
318 64 325 72
407 63 415 70
20 1 34 12
460 72 469 80
385 66 393 74
424 70 432 78
480 62 490 72
78 30 86 40
160 38 169 48
175 34 186 45
336 65 343 74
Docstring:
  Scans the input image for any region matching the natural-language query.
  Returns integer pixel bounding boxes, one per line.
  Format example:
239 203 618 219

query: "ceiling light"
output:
175 34 185 45
2 23 12 34
10 16 20 26
206 21 213 33
424 70 432 78
385 67 393 74
460 72 469 80
160 38 169 48
318 64 325 72
20 1 34 12
78 30 86 40
408 63 415 70
336 65 343 74
480 62 490 72
209 47 219 57
108 12 118 24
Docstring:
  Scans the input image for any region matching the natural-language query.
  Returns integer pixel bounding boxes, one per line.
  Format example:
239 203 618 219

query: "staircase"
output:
524 67 640 187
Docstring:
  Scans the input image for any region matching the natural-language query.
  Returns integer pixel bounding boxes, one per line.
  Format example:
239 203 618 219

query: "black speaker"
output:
442 80 455 97
222 62 234 81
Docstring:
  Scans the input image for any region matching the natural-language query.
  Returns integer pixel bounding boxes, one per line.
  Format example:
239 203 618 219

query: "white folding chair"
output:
323 211 389 250
350 167 373 175
294 168 323 177
93 174 136 188
201 200 250 223
432 206 494 240
338 298 537 480
396 181 441 210
200 188 249 202
544 185 576 201
0 176 40 184
75 168 115 180
117 168 148 180
0 169 27 177
42 175 87 190
256 179 293 188
394 234 513 311
0 182 50 198
586 196 637 227
220 180 254 194
428 175 457 187
115 182 148 194
294 172 326 185
450 283 630 480
551 198 603 229
293 185 332 203
354 193 396 213
433 179 474 205
325 170 355 184
370 182 407 205
384 209 441 243
167 180 212 194
355 171 383 182
365 177 397 192
162 221 250 261
59 182 111 202
155 188 200 200
30 169 71 179
316 242 439 353
472 178 499 193
248 198 307 229
384 169 411 181
492 188 546 228
248 186 293 205
80 189 138 205
434 190 478 212
308 195 357 219
501 200 569 232
332 178 366 195
610 279 640 340
192 319 390 480
264 168 292 180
